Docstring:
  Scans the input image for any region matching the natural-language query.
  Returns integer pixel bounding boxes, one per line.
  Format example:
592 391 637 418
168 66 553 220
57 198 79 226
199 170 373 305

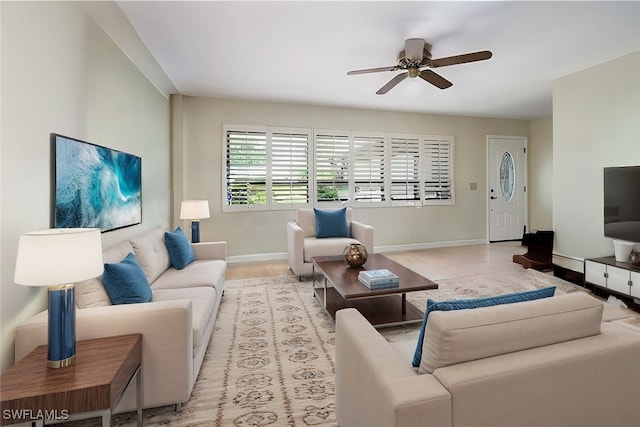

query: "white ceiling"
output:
116 1 640 120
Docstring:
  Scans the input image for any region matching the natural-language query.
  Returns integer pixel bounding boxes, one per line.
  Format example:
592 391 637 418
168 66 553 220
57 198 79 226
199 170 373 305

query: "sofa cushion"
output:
129 226 171 284
165 227 195 270
303 237 362 262
76 240 134 308
152 287 216 349
412 287 556 367
102 253 153 305
314 208 350 238
419 292 603 374
151 259 226 294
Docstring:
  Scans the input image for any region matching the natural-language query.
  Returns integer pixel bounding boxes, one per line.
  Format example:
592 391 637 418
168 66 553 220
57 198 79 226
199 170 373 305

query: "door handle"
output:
490 196 498 200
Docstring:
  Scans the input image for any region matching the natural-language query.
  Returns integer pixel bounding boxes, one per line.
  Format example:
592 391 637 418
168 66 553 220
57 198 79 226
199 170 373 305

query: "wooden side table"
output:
1 334 142 427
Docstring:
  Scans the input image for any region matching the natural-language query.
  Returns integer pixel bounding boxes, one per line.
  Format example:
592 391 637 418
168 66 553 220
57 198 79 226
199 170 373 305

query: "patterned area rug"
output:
89 269 634 426
109 275 336 427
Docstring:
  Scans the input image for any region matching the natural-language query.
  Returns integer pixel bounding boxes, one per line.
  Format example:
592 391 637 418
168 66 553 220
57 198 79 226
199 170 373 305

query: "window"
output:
422 136 454 204
390 134 421 205
223 125 311 211
224 127 268 208
353 133 386 205
271 130 311 207
314 130 350 204
223 124 454 211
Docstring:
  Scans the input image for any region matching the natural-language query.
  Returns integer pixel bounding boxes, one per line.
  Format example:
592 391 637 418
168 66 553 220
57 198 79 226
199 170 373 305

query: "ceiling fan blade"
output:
419 70 453 89
347 66 398 75
405 38 425 61
376 73 408 95
430 50 493 68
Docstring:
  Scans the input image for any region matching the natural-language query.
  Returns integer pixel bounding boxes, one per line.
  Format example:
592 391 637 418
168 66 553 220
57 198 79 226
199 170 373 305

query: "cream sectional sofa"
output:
14 226 226 413
336 292 640 427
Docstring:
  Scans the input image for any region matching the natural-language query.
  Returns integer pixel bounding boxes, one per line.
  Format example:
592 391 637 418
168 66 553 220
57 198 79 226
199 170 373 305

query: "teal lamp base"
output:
47 284 76 368
191 220 201 243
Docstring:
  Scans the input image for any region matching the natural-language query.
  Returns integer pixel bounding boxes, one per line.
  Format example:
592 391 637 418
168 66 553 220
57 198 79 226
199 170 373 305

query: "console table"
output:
1 334 142 427
584 256 640 311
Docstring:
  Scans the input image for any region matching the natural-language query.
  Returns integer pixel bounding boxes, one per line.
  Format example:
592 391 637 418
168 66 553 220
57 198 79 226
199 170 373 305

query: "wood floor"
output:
226 241 529 280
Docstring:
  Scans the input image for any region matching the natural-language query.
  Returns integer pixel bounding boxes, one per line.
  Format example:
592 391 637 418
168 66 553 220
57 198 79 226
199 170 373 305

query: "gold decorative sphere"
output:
343 243 368 268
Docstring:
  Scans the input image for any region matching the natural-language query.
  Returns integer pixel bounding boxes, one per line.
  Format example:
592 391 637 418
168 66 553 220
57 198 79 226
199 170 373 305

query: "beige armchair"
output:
287 208 374 280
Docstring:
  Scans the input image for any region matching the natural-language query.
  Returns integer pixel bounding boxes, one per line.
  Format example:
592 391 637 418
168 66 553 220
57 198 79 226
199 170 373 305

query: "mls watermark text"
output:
3 409 69 421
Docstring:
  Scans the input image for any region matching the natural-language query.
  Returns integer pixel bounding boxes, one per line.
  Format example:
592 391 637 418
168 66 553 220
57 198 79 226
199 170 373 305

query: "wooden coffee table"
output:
312 253 438 327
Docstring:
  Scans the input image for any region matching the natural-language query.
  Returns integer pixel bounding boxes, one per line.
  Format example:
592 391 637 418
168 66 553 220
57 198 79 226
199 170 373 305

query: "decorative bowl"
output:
343 243 368 268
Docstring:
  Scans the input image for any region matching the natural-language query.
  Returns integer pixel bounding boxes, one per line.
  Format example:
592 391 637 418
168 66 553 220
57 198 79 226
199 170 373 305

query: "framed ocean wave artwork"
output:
52 133 142 232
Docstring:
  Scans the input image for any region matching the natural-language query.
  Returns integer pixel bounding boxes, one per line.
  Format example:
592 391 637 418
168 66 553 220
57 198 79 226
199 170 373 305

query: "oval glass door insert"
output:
500 152 515 201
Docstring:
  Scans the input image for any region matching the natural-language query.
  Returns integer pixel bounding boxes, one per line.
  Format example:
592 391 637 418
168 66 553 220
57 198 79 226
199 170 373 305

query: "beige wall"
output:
553 51 640 259
0 2 170 371
172 96 531 259
528 117 554 231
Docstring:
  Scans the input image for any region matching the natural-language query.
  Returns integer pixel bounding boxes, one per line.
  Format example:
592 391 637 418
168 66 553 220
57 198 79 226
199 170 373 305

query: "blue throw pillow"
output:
314 207 350 238
102 252 152 305
411 286 556 367
165 227 195 270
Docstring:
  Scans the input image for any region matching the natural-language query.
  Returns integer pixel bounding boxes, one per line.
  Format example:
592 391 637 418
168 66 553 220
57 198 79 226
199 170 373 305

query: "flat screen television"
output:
52 133 142 232
603 165 640 243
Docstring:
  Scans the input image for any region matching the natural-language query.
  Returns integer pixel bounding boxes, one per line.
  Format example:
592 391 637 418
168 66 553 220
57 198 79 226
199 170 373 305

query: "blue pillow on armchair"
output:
102 252 152 305
314 207 350 238
411 286 557 367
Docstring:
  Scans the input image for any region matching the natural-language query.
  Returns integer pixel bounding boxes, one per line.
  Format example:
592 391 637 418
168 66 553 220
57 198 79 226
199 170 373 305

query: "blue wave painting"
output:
54 135 141 232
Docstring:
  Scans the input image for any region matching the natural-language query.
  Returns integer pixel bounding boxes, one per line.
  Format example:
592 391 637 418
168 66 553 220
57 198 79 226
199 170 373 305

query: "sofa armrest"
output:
351 220 374 253
15 300 194 410
192 241 227 261
335 309 452 427
287 221 305 276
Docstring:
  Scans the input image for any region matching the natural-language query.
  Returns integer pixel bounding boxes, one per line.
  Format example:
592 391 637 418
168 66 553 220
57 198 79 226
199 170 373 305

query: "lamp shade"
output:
14 228 103 286
180 200 210 220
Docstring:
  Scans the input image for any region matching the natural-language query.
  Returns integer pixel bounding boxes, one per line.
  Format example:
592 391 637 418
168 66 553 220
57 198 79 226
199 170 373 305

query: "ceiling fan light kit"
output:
348 38 492 95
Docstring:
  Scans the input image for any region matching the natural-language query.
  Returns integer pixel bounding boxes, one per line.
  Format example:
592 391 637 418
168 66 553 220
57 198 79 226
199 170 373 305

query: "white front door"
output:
487 136 527 241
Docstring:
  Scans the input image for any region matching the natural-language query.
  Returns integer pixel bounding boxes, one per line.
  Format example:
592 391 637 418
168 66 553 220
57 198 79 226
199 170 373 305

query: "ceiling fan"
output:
347 38 492 95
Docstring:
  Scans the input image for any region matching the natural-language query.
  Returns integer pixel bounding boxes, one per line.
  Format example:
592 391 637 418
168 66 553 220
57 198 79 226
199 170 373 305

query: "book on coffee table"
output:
358 278 400 290
358 269 399 289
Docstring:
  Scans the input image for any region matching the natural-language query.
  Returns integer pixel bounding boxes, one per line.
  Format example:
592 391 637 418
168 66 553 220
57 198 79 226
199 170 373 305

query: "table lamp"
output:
180 200 210 243
14 228 103 368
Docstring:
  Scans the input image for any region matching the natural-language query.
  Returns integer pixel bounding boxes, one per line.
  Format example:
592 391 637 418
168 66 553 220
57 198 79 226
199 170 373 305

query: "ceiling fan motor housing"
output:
397 42 432 69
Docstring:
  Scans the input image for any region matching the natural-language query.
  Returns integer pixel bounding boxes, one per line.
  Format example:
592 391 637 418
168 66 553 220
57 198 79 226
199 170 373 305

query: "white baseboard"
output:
228 252 288 263
552 253 585 273
376 239 488 253
227 239 489 264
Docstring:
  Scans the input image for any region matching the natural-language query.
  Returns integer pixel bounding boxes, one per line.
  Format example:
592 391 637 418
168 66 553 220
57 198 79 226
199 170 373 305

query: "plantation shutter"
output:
224 124 454 210
225 127 268 207
390 135 422 204
271 129 311 208
423 136 454 204
314 131 350 203
352 133 386 204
